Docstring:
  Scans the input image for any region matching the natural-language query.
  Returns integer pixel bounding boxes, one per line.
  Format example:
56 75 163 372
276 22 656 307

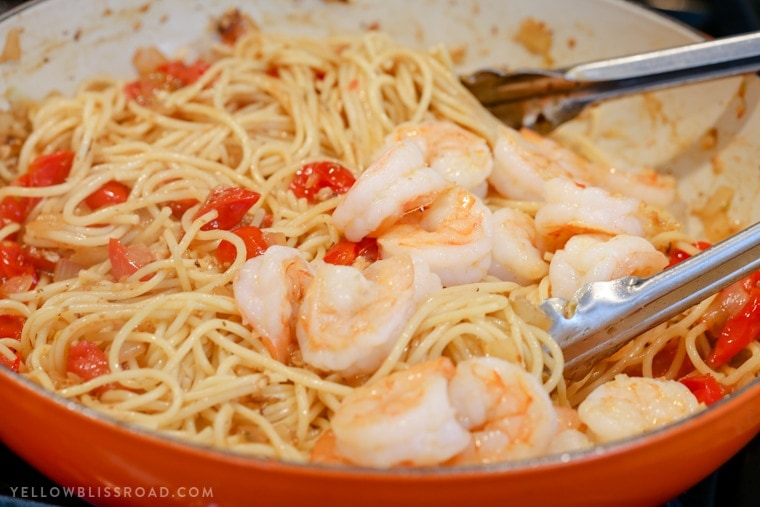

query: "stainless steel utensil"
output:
462 30 760 133
545 221 760 380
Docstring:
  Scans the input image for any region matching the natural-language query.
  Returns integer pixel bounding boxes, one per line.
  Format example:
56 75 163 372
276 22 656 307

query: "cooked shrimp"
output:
329 357 471 468
547 428 593 454
447 357 559 463
295 254 442 376
534 177 677 248
490 125 676 208
548 233 668 300
593 166 676 210
490 125 588 201
378 186 494 287
233 246 315 363
577 374 701 443
332 140 450 241
547 406 593 454
386 120 493 197
487 207 548 285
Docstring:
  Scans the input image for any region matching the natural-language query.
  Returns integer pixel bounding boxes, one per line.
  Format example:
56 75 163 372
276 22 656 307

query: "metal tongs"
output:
546 221 760 380
462 31 760 133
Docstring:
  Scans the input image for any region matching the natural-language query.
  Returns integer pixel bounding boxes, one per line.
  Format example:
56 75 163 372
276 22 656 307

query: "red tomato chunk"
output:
66 340 110 382
215 226 269 264
108 238 153 280
0 150 75 227
85 180 131 210
289 161 355 203
194 186 260 231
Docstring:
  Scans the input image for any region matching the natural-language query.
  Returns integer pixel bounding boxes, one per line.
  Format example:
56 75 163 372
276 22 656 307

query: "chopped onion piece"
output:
53 258 85 282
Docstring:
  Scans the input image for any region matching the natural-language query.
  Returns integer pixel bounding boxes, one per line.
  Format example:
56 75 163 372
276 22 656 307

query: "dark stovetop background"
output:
0 0 759 505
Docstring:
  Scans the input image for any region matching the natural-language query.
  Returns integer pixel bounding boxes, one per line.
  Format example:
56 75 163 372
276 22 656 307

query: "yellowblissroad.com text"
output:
7 485 215 502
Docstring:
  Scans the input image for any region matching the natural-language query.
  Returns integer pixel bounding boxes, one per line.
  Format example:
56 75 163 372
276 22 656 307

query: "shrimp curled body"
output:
296 255 442 376
448 357 559 463
378 186 494 287
330 357 471 468
232 245 315 362
548 233 668 300
386 120 493 197
488 207 548 285
325 357 559 467
332 140 450 241
577 374 701 443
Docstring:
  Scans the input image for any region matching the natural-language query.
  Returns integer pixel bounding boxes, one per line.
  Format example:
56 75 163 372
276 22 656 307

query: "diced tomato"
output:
0 195 32 228
125 59 209 105
108 238 153 280
0 314 25 340
66 340 110 382
193 186 260 231
125 72 182 105
323 237 379 266
19 245 60 275
85 180 131 210
215 226 269 265
667 241 711 268
260 213 274 229
0 313 24 372
740 269 760 292
0 240 37 284
0 150 75 227
23 150 74 187
323 241 358 266
157 59 209 85
650 341 694 379
289 161 355 203
679 373 726 406
355 237 379 262
0 351 20 372
707 287 760 367
165 198 200 219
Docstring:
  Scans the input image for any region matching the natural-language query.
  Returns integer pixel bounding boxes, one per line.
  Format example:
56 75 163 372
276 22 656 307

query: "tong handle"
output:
542 220 760 380
566 30 760 81
465 31 760 132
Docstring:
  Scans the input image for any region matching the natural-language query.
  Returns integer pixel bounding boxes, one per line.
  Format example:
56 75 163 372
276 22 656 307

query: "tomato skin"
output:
0 314 25 372
24 151 74 187
0 352 20 372
194 186 260 231
650 341 694 379
666 241 711 268
20 245 61 275
157 59 209 85
125 59 209 105
85 180 131 210
66 340 110 382
0 195 33 227
323 238 379 266
289 161 355 203
108 238 153 280
125 73 182 105
0 314 25 340
215 226 269 265
0 150 75 227
707 287 760 367
323 241 358 265
679 373 726 406
0 240 37 284
165 198 200 219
